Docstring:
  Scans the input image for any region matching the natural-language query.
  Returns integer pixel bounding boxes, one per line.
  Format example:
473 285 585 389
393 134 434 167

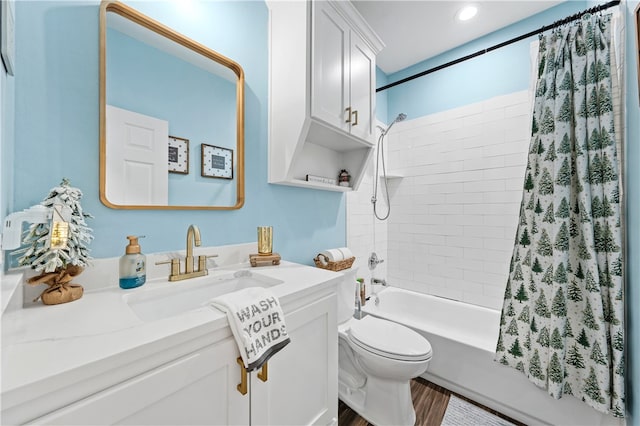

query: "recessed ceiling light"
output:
456 5 478 21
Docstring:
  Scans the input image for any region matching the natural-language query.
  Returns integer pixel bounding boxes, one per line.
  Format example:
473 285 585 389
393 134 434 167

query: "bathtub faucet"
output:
371 277 387 287
370 278 388 306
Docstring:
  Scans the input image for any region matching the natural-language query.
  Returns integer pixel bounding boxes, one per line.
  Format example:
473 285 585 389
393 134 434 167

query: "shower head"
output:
381 113 407 135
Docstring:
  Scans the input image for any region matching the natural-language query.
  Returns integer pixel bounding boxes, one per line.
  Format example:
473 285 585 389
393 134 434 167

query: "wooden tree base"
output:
249 253 281 267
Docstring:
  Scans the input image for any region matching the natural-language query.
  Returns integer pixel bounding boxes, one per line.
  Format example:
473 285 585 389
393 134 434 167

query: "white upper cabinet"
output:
312 2 375 143
268 0 384 192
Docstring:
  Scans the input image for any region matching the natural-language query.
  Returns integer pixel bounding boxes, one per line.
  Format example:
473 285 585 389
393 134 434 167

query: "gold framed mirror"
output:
99 0 244 210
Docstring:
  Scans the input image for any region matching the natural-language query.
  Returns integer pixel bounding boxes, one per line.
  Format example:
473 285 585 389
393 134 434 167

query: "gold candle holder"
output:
257 226 273 255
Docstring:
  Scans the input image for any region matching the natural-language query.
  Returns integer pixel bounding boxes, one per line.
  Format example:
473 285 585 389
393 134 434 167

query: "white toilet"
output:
337 270 432 425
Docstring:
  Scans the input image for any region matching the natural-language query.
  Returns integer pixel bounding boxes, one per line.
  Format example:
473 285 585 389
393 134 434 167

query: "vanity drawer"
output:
29 337 247 425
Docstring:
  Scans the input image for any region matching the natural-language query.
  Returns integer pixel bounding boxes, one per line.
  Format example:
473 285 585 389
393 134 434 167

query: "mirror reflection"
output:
99 0 245 210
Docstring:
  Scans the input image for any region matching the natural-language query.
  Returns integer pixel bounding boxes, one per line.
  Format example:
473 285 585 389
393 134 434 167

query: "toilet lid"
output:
348 316 432 362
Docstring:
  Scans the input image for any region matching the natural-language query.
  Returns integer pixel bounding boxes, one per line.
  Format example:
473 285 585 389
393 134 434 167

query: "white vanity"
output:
1 243 341 425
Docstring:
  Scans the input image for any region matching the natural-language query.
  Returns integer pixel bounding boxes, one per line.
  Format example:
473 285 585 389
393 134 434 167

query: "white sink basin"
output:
124 270 283 321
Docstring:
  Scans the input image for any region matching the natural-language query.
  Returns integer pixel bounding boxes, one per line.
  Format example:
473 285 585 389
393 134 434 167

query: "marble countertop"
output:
1 258 342 415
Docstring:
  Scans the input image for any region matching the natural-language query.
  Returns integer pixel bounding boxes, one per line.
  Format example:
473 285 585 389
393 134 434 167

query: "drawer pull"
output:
237 357 247 395
258 362 268 382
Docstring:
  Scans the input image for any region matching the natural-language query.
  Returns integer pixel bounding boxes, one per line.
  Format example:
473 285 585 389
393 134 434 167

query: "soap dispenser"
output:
119 235 146 289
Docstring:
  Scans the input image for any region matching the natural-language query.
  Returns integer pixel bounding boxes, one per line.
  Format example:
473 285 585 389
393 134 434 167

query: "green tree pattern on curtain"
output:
494 14 624 418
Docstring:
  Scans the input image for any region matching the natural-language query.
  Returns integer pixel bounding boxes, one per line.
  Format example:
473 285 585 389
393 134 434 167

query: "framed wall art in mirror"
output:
99 0 245 210
168 136 189 174
201 144 233 179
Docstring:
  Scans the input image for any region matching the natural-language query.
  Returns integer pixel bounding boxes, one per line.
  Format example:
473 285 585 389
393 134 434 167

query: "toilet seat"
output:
348 316 432 362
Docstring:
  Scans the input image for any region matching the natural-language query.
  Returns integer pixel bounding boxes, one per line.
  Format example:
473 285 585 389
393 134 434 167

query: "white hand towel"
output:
209 287 290 371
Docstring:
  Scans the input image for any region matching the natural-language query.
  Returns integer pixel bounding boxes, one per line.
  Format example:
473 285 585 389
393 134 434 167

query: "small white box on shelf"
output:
306 174 337 185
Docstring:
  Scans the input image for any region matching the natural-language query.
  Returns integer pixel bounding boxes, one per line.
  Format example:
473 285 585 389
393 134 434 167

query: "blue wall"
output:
10 0 345 265
377 1 640 421
375 66 388 123
106 28 237 206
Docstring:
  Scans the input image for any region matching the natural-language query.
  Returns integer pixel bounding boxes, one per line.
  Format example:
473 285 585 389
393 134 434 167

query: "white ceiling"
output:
352 0 565 75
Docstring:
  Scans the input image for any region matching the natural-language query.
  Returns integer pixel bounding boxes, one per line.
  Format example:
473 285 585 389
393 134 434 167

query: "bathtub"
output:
363 287 621 426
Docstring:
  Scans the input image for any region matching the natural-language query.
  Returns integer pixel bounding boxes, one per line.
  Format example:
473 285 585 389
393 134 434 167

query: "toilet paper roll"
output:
337 247 354 259
319 249 344 263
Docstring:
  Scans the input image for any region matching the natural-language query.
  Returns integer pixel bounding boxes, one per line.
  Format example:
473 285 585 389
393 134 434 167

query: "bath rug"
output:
441 395 516 426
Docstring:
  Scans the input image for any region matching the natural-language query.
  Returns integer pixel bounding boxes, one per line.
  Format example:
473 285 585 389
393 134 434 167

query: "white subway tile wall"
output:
348 91 531 310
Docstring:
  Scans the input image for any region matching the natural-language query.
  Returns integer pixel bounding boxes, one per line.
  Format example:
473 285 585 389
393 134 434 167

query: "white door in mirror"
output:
106 105 168 205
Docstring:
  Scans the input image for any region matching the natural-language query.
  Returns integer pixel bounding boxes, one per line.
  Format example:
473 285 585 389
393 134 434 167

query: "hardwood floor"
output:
338 377 525 426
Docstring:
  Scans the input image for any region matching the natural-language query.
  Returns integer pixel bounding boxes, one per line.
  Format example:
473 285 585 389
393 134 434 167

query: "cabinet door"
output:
250 295 338 426
311 2 349 133
30 338 249 425
348 31 375 143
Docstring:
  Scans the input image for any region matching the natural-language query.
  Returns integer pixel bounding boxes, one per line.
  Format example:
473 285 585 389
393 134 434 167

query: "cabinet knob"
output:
352 110 358 126
237 357 248 395
345 107 352 123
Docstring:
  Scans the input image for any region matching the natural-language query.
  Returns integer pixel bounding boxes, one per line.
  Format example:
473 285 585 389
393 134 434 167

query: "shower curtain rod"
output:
376 0 621 93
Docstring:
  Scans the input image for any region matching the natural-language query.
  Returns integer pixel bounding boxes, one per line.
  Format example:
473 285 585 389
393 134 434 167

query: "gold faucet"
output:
156 224 217 281
185 224 201 274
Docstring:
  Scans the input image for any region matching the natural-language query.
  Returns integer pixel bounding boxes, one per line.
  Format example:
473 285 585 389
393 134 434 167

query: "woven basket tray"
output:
313 254 355 272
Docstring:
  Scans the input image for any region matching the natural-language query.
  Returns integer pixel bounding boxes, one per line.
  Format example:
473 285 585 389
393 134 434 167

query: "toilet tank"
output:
337 267 359 324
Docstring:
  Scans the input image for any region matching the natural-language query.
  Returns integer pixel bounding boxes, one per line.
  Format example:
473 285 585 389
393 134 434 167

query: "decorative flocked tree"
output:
537 229 553 256
529 350 545 380
590 341 607 366
517 306 530 323
583 299 600 330
509 338 523 358
530 317 538 333
577 329 591 349
537 326 550 347
534 290 551 318
548 353 563 383
563 320 574 338
551 328 564 350
532 257 543 273
551 289 567 317
519 228 531 247
506 318 519 336
16 179 93 305
583 367 606 404
555 197 570 218
543 202 556 224
515 283 529 303
524 173 534 192
567 344 586 368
